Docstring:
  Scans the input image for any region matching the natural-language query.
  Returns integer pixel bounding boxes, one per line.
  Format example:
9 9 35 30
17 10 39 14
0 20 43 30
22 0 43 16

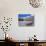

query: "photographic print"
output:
18 14 34 26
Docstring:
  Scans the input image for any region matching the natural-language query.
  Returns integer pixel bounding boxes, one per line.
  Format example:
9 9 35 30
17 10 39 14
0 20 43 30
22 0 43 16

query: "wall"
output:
44 15 46 40
0 0 46 40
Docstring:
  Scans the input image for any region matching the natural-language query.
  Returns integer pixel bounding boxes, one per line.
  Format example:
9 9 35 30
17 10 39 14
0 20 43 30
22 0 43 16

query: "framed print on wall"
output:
18 14 34 26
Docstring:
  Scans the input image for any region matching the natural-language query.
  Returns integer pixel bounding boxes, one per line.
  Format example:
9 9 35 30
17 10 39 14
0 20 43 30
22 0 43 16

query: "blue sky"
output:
18 14 32 18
